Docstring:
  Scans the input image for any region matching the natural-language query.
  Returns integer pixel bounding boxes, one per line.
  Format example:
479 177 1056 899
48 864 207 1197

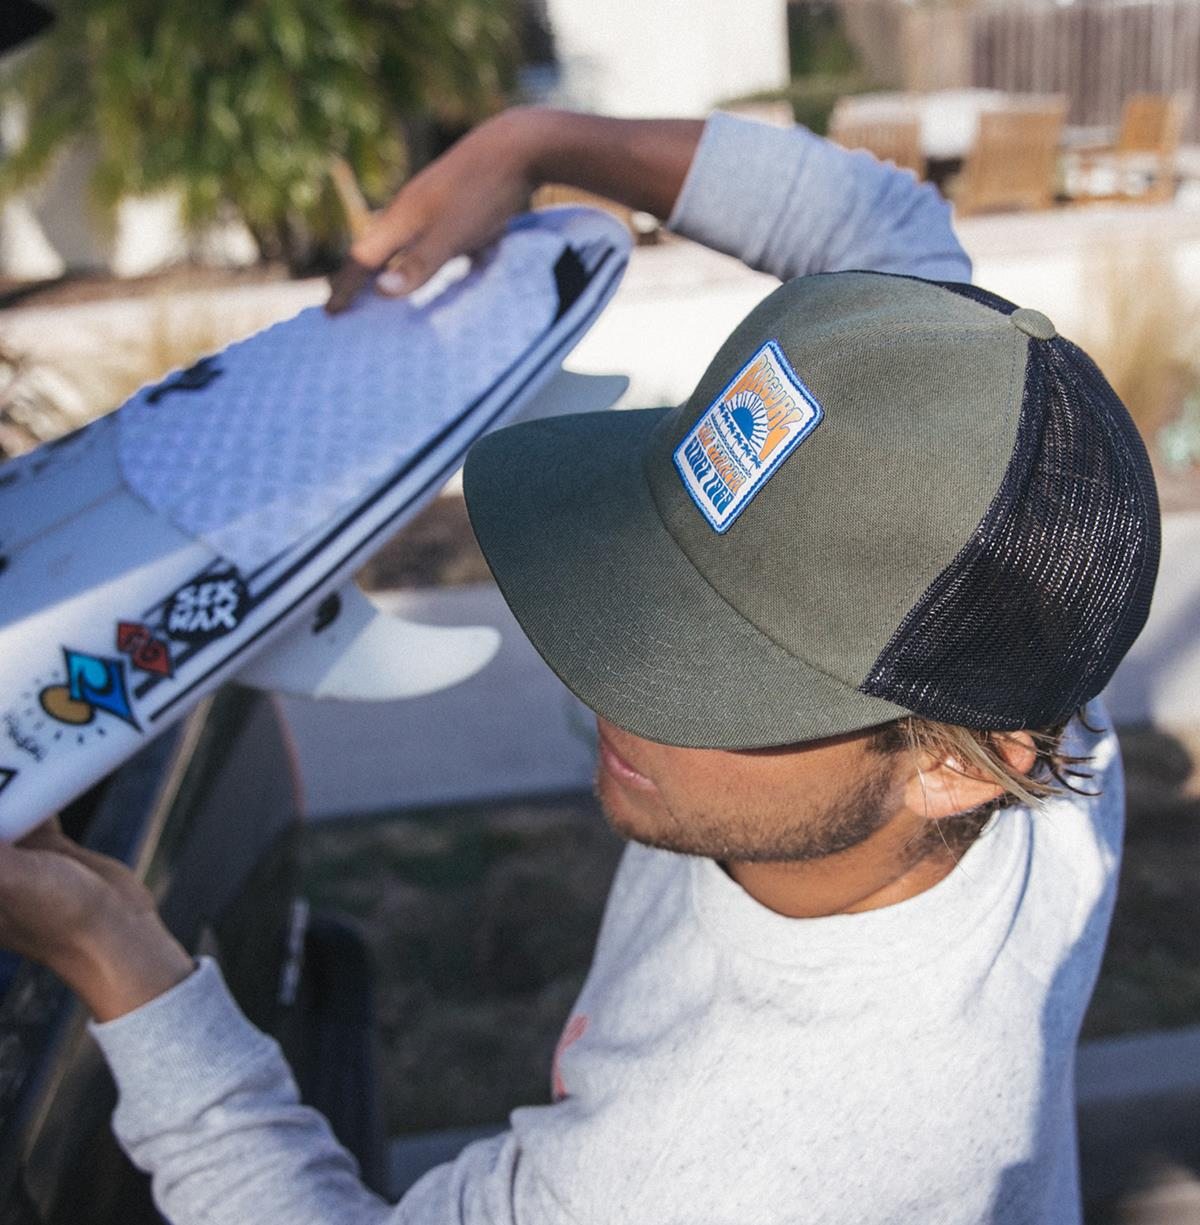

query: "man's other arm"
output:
665 110 970 282
89 955 567 1225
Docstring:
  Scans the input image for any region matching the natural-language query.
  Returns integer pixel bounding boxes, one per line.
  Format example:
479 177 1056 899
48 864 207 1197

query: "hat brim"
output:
462 407 910 749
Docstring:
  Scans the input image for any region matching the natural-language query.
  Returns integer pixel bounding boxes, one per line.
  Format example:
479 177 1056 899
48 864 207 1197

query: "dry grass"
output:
97 297 233 409
1077 235 1200 453
0 295 240 457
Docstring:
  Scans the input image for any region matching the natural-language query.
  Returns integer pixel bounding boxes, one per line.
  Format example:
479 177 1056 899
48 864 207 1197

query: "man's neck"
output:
717 847 960 918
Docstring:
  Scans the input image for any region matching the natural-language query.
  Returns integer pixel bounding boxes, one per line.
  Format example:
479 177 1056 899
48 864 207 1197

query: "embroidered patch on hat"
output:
673 340 823 533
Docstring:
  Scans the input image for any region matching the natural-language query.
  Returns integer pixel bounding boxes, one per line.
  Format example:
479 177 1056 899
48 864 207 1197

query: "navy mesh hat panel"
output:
930 280 1020 316
859 324 1161 731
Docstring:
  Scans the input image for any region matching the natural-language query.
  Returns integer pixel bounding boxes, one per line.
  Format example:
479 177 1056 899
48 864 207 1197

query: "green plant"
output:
0 0 517 273
788 0 861 79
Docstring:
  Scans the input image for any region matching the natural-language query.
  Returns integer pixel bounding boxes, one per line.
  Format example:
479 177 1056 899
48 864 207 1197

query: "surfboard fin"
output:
235 583 500 701
509 369 629 423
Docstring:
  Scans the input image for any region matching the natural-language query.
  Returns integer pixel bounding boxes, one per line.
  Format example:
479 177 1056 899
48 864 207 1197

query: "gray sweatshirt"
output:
88 113 1124 1224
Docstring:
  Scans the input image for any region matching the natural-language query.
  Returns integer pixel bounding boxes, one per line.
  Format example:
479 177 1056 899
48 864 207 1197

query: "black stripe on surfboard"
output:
136 243 616 625
143 250 623 721
144 265 617 722
247 244 617 598
134 245 614 705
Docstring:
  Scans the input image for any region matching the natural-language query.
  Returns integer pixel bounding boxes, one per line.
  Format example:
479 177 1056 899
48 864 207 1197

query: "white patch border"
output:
672 339 824 534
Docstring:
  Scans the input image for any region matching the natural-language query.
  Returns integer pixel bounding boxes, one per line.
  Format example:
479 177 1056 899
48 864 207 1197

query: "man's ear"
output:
901 731 1037 820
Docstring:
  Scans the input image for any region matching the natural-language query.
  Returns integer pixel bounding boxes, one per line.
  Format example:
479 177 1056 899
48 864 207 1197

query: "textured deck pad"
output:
117 227 562 572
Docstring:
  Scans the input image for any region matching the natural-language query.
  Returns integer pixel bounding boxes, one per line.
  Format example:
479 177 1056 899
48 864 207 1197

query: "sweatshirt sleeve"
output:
667 110 972 283
87 955 566 1225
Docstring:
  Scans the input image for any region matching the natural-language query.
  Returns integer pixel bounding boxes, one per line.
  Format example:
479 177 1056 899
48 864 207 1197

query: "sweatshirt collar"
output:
688 801 1030 976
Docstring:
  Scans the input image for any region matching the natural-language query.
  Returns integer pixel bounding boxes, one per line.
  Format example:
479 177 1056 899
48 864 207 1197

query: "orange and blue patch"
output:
674 340 823 532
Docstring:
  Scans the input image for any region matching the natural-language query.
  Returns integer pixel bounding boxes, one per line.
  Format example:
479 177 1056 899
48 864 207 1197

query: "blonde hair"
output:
866 704 1101 863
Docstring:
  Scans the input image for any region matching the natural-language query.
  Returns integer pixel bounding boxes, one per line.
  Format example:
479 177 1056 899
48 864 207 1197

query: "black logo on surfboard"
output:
163 570 249 643
146 357 223 404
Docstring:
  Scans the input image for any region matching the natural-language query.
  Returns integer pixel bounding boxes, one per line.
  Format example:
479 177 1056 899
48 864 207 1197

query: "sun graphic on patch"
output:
726 390 768 455
673 340 824 533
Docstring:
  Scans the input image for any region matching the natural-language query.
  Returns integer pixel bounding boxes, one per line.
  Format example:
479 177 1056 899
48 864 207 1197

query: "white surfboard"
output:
0 207 631 841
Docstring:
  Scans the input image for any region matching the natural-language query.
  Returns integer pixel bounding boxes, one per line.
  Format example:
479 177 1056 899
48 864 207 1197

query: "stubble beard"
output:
593 756 903 865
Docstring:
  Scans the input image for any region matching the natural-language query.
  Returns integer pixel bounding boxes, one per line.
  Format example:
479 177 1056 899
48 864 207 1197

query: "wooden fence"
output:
838 0 1200 140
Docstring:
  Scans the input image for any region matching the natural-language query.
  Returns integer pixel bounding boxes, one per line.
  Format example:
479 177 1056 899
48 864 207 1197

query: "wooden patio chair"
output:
950 99 1067 216
828 102 925 177
1067 93 1190 204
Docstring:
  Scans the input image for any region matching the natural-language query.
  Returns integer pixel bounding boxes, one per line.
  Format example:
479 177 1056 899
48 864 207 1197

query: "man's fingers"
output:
377 248 434 297
13 819 148 908
43 839 147 905
327 238 442 312
325 255 380 315
14 814 65 851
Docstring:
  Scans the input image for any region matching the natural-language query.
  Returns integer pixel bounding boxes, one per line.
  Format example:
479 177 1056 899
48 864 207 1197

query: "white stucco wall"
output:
0 106 260 279
541 0 790 116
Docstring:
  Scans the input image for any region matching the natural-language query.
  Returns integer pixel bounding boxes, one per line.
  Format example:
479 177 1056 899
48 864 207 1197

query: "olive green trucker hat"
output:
462 271 1160 749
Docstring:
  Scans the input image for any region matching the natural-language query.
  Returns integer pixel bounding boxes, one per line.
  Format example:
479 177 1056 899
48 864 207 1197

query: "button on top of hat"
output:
1010 307 1057 340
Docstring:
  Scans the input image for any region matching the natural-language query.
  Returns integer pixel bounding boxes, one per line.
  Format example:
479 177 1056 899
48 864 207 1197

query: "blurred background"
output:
0 2 1199 1223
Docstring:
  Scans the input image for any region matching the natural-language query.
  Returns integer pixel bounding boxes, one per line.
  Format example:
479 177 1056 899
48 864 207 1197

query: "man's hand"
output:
0 817 195 1023
325 106 704 314
326 107 543 312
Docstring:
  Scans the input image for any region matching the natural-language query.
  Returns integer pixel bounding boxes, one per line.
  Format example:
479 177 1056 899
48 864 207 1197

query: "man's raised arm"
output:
326 106 970 313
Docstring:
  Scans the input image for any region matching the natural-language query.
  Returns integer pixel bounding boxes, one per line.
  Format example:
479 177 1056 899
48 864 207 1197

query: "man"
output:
0 107 1159 1223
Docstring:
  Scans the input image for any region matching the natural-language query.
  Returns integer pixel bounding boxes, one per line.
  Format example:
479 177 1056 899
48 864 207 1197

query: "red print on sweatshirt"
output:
551 1013 589 1102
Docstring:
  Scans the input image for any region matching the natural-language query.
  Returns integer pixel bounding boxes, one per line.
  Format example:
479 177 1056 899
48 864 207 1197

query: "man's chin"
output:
595 773 665 844
594 779 708 857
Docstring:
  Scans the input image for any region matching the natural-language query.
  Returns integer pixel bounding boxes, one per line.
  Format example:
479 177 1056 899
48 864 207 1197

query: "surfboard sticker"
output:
0 207 632 840
116 622 174 677
40 648 140 732
5 644 139 768
160 569 250 644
